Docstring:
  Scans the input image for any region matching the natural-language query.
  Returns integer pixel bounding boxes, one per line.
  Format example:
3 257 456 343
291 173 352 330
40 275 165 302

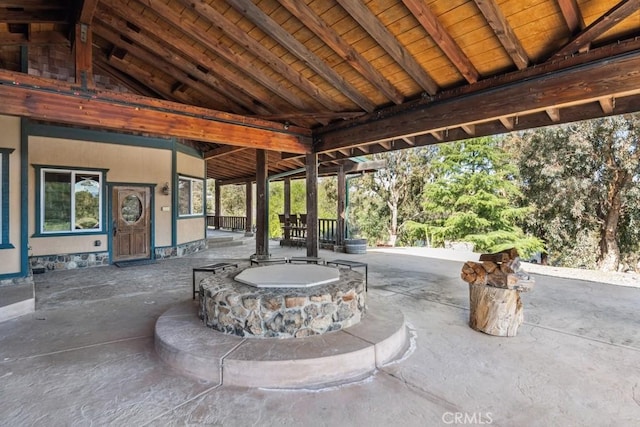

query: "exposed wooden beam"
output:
552 0 640 59
545 108 561 122
94 23 237 113
429 130 443 141
174 0 342 113
473 0 529 70
598 97 615 114
402 136 416 146
0 10 68 23
78 0 100 24
378 141 391 150
0 70 312 153
203 146 248 160
95 5 268 117
74 23 93 88
140 0 317 114
226 0 375 112
498 116 515 131
107 55 182 103
253 112 366 122
315 49 640 152
94 58 162 98
336 0 439 95
0 30 69 45
0 1 66 9
460 124 476 136
402 0 480 84
278 0 403 105
557 0 585 33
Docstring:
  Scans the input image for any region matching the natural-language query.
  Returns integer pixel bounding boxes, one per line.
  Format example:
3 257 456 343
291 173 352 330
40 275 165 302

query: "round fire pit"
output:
199 264 366 338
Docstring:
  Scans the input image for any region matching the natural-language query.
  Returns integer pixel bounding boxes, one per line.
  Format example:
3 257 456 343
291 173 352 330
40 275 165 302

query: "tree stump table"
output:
461 249 535 337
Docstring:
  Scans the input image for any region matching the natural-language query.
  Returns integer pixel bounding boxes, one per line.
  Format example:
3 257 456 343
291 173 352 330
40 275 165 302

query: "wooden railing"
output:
318 218 338 244
207 215 246 231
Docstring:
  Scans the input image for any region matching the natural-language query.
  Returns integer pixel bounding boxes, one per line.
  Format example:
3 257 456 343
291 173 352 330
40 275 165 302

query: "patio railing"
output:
207 215 246 231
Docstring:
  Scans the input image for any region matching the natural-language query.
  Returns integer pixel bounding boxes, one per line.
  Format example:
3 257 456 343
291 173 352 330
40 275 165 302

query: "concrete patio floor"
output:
1 234 639 426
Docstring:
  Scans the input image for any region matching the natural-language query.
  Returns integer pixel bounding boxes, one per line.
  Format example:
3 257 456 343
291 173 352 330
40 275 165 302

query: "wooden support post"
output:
75 23 94 89
245 180 253 237
256 149 269 258
336 166 346 251
306 153 319 257
284 178 291 241
214 180 221 229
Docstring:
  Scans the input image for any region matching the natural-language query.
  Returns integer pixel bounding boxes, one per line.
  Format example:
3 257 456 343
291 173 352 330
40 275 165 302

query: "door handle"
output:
113 220 117 236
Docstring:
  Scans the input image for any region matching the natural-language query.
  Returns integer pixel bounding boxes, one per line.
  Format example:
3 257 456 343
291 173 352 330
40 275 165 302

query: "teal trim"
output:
171 140 177 247
20 119 29 277
0 148 14 247
32 165 107 236
0 271 24 280
176 142 202 158
26 121 174 150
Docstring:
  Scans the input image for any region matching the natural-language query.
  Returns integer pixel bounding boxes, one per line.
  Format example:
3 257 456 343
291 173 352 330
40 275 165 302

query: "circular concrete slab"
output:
235 264 340 288
155 300 409 388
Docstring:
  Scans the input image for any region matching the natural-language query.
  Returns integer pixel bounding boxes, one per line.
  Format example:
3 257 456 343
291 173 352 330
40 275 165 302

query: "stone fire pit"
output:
199 265 366 338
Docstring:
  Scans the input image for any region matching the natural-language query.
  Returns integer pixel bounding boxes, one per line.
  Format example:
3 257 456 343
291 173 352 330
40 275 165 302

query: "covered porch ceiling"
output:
0 0 639 182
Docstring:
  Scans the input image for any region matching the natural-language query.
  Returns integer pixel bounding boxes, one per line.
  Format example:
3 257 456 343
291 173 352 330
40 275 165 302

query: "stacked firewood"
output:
461 248 535 337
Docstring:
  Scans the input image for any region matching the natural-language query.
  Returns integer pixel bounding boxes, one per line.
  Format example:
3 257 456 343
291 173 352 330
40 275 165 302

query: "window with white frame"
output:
40 168 103 233
0 148 13 247
178 176 204 216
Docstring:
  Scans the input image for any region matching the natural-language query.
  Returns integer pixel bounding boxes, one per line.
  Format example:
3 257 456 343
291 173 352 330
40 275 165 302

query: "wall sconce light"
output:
161 182 170 195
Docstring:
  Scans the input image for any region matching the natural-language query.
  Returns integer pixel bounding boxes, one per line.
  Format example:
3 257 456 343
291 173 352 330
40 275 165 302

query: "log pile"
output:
461 248 534 337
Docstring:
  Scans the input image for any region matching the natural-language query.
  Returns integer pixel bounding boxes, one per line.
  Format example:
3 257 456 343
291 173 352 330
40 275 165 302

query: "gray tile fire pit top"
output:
235 264 340 288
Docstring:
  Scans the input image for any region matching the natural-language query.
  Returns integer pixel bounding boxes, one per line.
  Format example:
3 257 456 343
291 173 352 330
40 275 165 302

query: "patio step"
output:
207 235 250 249
155 299 409 388
0 281 35 323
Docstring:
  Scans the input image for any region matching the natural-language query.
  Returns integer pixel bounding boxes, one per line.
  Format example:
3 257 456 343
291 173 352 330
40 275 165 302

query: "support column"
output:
256 150 269 258
245 180 253 237
74 23 94 89
214 180 221 229
284 178 291 241
336 166 346 252
306 153 319 257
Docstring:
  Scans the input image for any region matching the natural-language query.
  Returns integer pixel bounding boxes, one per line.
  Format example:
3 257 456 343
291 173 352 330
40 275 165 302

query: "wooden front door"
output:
112 186 151 262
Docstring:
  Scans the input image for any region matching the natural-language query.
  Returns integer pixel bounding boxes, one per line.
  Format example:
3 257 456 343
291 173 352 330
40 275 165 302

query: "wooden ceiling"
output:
0 0 639 182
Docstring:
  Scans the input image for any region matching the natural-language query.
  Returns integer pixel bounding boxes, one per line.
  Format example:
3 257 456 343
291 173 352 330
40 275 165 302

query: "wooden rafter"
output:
0 9 68 23
94 58 161 98
336 0 439 95
598 97 615 114
139 0 318 114
402 0 480 84
552 0 640 59
545 108 561 122
98 1 277 118
278 0 404 105
78 0 99 24
473 0 529 70
460 124 476 136
94 23 240 113
174 0 343 114
557 0 585 33
315 49 640 152
499 116 515 131
226 0 375 112
0 30 69 45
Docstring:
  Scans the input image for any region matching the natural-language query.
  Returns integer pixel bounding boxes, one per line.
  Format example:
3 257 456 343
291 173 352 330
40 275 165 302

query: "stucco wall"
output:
28 135 173 255
176 151 205 245
0 115 21 276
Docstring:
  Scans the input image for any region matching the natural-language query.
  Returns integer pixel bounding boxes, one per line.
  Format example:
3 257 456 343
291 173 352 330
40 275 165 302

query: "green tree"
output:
511 114 640 270
420 137 543 257
349 148 433 246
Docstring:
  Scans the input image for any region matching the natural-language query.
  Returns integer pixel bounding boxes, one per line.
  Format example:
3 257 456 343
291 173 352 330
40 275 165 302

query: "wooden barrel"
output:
345 238 367 254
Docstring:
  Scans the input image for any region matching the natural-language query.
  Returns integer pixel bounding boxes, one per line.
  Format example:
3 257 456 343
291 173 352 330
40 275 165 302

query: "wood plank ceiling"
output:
0 0 639 182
